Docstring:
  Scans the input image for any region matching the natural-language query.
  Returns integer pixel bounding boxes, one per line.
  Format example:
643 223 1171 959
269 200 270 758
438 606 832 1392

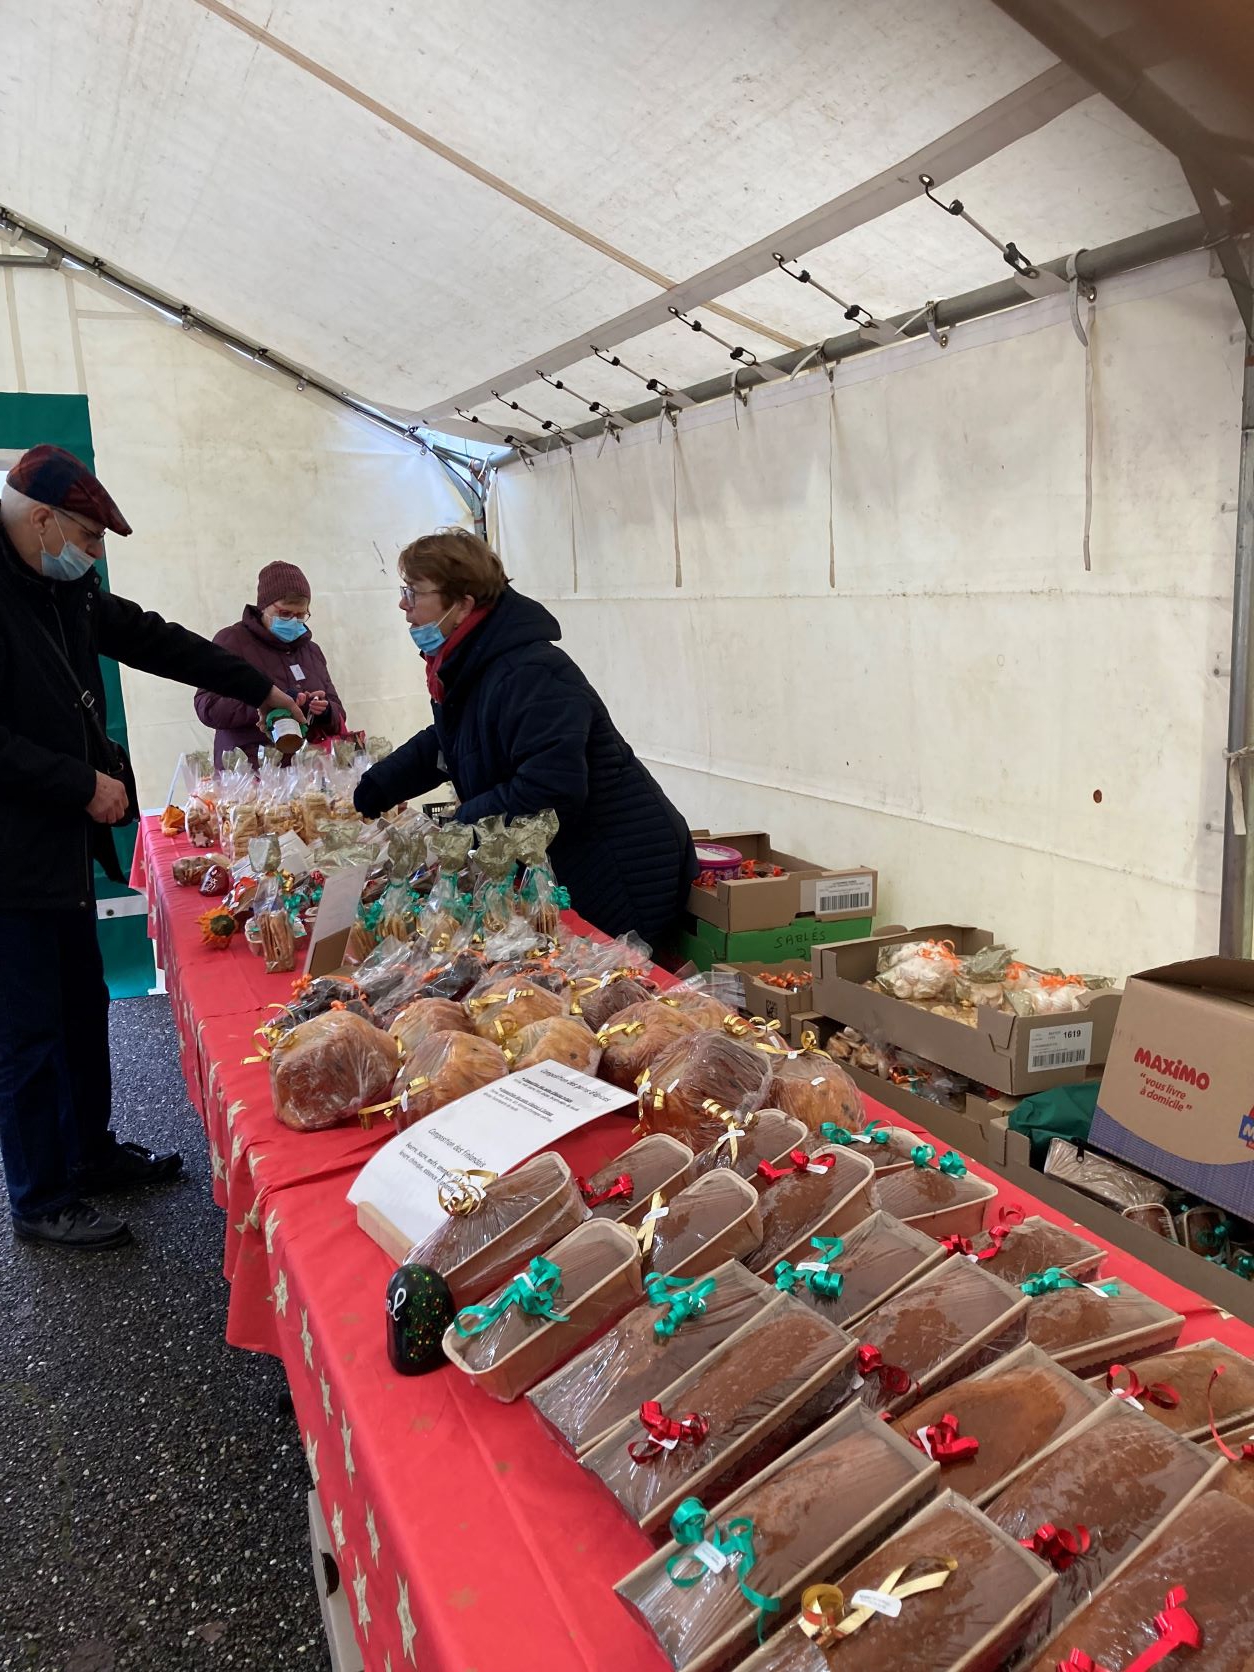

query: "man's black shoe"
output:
13 1200 133 1250
74 1141 184 1195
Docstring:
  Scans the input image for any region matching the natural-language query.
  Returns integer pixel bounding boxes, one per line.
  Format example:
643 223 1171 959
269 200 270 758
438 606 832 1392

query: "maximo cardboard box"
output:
810 924 1122 1098
687 829 877 933
1087 958 1254 1223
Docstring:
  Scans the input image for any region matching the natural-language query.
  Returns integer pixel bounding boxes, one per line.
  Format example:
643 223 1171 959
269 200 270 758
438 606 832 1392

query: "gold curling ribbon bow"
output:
466 984 540 1015
357 1074 431 1127
636 1191 668 1256
437 1169 498 1217
597 1019 645 1047
798 1557 956 1648
710 1105 756 1165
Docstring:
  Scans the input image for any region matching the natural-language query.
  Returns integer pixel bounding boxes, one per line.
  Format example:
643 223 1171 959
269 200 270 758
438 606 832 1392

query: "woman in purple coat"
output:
194 562 347 766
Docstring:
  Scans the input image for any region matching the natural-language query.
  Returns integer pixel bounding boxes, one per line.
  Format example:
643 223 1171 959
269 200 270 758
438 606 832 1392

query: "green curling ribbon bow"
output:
453 1255 569 1336
910 1143 936 1168
819 1119 889 1148
1231 1251 1254 1281
552 885 571 909
645 1272 717 1340
1196 1220 1232 1253
774 1236 845 1300
938 1149 968 1177
665 1498 782 1644
1019 1267 1120 1298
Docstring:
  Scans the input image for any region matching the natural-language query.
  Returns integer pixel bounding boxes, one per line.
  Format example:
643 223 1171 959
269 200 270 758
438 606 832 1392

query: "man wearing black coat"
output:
0 446 295 1250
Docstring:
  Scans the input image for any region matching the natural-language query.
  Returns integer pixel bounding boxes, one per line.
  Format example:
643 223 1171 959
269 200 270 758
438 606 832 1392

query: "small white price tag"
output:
795 1261 828 1274
642 1206 669 1224
850 1372 865 1391
1111 1389 1144 1411
913 1426 934 1459
851 1589 902 1619
657 1434 679 1451
693 1541 729 1574
1085 1283 1115 1296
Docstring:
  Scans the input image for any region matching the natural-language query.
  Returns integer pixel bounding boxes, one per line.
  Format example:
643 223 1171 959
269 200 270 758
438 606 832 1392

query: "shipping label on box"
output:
800 869 879 921
1025 1022 1094 1076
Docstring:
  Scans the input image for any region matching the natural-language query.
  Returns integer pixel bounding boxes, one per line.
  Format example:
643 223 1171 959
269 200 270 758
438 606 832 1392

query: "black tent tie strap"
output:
489 391 575 446
772 253 902 347
918 174 1067 300
590 346 693 407
454 408 537 464
669 305 759 365
534 370 625 436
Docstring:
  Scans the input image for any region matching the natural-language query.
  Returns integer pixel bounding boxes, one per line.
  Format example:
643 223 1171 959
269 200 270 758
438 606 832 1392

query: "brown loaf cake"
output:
969 1216 1104 1285
876 1164 989 1217
584 1300 844 1522
984 1400 1215 1664
637 1031 774 1149
454 1226 628 1372
765 1051 864 1133
691 1110 807 1180
784 1212 939 1328
747 1150 872 1273
505 1014 601 1074
1210 1455 1254 1509
1024 1284 1181 1365
471 982 564 1044
1022 1493 1254 1672
598 1001 701 1090
892 1353 1104 1502
747 1498 1049 1672
574 975 655 1034
391 1031 509 1129
1086 1341 1254 1439
644 1173 759 1276
388 996 472 1059
856 1261 1026 1412
528 1263 768 1451
619 1418 929 1667
270 1010 399 1131
580 1135 692 1224
664 989 736 1031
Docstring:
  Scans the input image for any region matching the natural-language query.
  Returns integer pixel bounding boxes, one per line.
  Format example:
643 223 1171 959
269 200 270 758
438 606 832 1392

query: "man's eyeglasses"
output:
57 507 107 552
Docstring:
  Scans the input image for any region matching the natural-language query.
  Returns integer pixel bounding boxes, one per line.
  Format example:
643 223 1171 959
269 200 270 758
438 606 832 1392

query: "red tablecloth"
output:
130 817 1254 1672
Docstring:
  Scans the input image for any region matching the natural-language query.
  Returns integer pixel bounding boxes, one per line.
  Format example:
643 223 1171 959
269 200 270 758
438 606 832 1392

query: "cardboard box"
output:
678 911 872 972
710 958 813 1027
840 1058 1021 1169
810 923 1122 1097
1087 958 1254 1223
688 829 877 932
307 1493 364 1672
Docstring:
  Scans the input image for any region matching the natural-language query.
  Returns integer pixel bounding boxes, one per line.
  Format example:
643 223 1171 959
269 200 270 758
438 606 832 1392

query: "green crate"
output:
679 914 873 972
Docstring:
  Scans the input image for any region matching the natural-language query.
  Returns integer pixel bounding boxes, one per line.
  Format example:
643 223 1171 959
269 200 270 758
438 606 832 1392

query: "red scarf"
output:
425 603 492 703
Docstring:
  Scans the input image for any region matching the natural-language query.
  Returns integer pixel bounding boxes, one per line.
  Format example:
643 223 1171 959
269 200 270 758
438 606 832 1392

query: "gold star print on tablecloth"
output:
272 1269 289 1316
383 1655 392 1672
341 1410 356 1489
353 1559 371 1641
225 1098 245 1131
396 1576 417 1664
300 1308 314 1369
263 1208 281 1254
304 1432 320 1487
319 1368 333 1424
210 1142 226 1181
331 1503 346 1553
230 1133 244 1168
365 1503 380 1565
247 1151 267 1179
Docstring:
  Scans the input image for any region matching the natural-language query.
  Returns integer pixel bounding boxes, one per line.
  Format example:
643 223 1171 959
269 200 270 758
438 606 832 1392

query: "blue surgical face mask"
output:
269 614 307 643
39 516 95 583
408 607 453 656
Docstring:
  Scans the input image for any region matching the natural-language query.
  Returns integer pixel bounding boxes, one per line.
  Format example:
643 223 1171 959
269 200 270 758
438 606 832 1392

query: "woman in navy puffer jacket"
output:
353 529 696 945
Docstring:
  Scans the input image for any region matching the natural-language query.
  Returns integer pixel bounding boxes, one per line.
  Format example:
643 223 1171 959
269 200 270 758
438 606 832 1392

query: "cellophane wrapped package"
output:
405 1151 588 1307
1086 1339 1254 1442
1003 964 1113 1017
764 1042 865 1133
504 1014 601 1074
1022 1278 1184 1375
597 1002 702 1091
967 1213 1105 1285
253 872 296 975
616 1403 938 1672
388 996 473 1059
774 1211 944 1329
661 975 739 1033
1023 1493 1254 1672
443 1219 641 1401
690 1110 809 1181
577 1134 694 1225
874 939 963 1002
984 1398 1214 1664
421 823 474 949
636 1031 774 1149
873 1156 997 1238
466 972 564 1046
269 1010 399 1131
582 1293 856 1531
801 1120 925 1171
469 814 520 934
739 1490 1053 1672
1042 1138 1169 1211
387 1030 509 1129
511 808 565 936
528 1260 771 1454
747 1146 876 1274
643 1171 763 1278
571 971 658 1034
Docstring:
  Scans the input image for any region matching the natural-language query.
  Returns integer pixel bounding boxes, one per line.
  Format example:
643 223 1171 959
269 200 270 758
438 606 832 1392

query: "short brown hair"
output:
398 527 508 607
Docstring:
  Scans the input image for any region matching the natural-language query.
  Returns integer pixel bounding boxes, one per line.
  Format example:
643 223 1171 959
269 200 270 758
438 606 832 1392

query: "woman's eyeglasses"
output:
400 584 442 605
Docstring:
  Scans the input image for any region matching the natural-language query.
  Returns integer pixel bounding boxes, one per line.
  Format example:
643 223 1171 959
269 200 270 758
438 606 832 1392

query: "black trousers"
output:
0 906 115 1218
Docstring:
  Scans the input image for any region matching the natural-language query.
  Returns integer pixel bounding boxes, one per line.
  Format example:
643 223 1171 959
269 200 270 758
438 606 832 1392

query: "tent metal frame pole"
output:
1221 331 1254 957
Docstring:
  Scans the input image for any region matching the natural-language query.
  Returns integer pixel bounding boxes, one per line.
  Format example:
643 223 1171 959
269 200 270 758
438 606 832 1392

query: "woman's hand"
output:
300 689 329 718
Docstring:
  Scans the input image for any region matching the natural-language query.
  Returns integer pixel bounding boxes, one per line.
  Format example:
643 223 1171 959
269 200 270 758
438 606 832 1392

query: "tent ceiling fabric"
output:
0 0 1201 432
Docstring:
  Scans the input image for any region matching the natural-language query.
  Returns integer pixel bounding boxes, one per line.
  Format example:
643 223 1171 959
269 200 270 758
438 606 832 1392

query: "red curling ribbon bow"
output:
1056 1586 1202 1672
627 1400 711 1463
1208 1364 1254 1461
1106 1363 1180 1412
940 1234 976 1258
756 1149 837 1183
908 1413 979 1464
577 1171 634 1208
855 1344 914 1398
975 1204 1027 1260
1021 1521 1091 1571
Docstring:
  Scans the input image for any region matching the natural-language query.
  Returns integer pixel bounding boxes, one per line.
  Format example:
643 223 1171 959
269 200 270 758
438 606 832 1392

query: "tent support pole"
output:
1221 329 1254 957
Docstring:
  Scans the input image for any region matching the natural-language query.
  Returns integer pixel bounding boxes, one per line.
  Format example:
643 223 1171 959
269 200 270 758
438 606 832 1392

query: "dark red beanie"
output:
257 561 311 609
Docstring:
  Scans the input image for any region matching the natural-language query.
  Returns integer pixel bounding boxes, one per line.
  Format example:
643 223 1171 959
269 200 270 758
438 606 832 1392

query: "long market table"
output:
130 816 1254 1672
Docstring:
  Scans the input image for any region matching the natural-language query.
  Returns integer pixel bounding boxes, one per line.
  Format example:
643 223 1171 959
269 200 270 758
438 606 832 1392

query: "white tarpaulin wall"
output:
491 250 1243 976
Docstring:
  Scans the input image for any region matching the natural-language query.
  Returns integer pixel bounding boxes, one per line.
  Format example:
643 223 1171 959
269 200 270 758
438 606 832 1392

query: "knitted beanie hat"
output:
257 561 311 609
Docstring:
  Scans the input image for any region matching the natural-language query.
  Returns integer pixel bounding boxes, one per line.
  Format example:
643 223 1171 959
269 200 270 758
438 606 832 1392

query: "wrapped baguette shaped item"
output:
891 1343 1107 1505
774 1210 946 1328
802 1120 922 1171
1021 1277 1184 1377
966 1212 1105 1285
690 1110 808 1181
873 1150 998 1241
642 1170 763 1279
388 1031 509 1130
582 1292 856 1532
616 1403 939 1672
528 1260 773 1455
983 1398 1215 1665
1022 1491 1254 1672
764 1041 864 1134
571 973 657 1034
504 1014 601 1076
406 1151 587 1307
443 1218 642 1401
1084 1338 1254 1442
270 1009 399 1132
577 1134 694 1226
737 1489 1054 1672
853 1257 1029 1416
636 1030 774 1150
597 1001 702 1091
388 996 473 1060
747 1146 878 1275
